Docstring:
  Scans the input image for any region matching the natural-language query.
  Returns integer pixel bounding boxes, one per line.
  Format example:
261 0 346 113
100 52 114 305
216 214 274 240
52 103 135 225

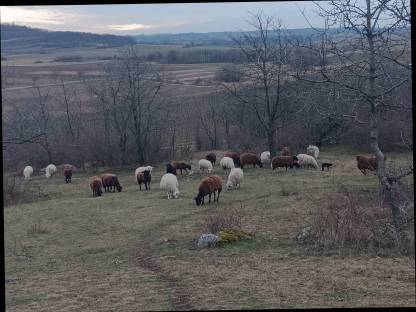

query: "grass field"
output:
4 147 415 311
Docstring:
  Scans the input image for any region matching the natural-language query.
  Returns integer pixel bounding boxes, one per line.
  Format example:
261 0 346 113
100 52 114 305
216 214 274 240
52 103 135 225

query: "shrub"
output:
3 174 50 207
204 205 242 234
214 63 243 82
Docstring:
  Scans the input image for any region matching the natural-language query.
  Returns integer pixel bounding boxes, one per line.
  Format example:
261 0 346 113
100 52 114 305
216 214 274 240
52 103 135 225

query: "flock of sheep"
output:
21 144 380 206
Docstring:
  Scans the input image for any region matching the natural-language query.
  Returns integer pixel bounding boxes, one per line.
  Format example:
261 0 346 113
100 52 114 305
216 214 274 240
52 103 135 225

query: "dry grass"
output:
4 149 415 310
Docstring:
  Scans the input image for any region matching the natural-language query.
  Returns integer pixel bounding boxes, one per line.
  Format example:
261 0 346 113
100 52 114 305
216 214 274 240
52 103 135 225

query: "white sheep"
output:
198 159 213 174
220 156 235 173
260 151 271 164
297 154 319 170
159 173 180 199
306 145 319 159
23 166 34 180
45 164 57 178
226 168 244 190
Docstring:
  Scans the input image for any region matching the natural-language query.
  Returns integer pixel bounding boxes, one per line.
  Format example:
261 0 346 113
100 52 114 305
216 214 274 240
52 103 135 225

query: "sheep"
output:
171 161 192 175
321 162 333 171
89 176 103 197
226 168 244 190
23 166 33 180
101 173 122 192
240 153 263 169
159 173 180 199
260 151 271 165
194 175 223 206
224 151 241 167
271 156 300 170
297 154 319 170
198 159 213 174
166 163 177 175
136 170 151 190
356 155 381 175
205 153 216 166
63 164 73 184
281 147 291 156
45 164 57 178
135 166 153 175
220 156 235 173
306 145 320 159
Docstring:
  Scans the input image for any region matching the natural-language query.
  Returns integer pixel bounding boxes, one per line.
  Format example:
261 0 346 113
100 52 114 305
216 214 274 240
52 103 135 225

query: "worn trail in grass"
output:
4 149 415 310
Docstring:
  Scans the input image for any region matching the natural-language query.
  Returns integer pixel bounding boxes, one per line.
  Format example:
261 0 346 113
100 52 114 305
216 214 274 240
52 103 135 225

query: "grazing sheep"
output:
194 175 223 206
356 155 381 175
45 164 57 178
321 162 333 171
205 153 216 166
136 170 151 190
159 173 180 199
226 168 244 190
240 153 263 169
135 166 153 175
306 145 320 159
260 151 271 165
101 173 122 192
166 163 177 175
271 156 300 170
281 147 291 156
63 164 73 184
23 166 33 180
224 151 241 167
220 156 235 173
198 159 213 174
297 154 319 170
89 176 103 197
171 161 192 175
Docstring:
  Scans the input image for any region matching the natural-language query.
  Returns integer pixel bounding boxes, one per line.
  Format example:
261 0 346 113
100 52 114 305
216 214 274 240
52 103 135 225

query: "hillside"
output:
1 24 136 54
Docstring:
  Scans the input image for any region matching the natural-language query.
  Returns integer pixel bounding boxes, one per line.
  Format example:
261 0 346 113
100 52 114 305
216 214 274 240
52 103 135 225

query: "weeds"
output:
27 219 50 235
3 174 50 207
203 204 242 234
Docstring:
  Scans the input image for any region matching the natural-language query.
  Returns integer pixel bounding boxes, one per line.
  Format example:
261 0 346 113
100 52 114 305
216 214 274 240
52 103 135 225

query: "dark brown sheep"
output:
166 163 177 175
205 153 216 165
356 155 381 175
136 170 152 190
63 164 73 184
240 153 263 169
281 147 291 156
89 176 103 197
224 151 241 167
271 155 300 170
171 161 192 175
101 173 122 192
194 175 223 206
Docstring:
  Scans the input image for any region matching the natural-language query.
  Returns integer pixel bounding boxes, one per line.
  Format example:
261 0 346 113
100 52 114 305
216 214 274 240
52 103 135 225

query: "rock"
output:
197 233 219 248
296 226 313 242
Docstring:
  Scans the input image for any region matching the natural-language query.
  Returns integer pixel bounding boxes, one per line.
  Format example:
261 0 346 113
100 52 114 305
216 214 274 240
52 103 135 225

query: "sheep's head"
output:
173 190 180 199
194 195 202 206
226 181 233 190
207 168 213 173
117 185 122 192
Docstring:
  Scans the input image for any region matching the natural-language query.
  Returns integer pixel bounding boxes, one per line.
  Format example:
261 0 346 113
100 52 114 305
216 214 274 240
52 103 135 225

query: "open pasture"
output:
4 148 415 311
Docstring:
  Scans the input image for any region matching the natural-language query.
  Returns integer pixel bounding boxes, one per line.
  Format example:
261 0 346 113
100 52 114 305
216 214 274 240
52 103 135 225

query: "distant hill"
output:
134 28 344 46
1 24 136 53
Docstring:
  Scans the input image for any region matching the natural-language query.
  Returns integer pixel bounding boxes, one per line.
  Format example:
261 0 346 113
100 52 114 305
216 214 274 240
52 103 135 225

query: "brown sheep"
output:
101 173 122 192
171 161 192 175
194 175 223 206
63 164 73 184
205 153 216 165
224 151 241 167
89 176 103 197
281 147 291 156
271 155 300 170
356 155 382 175
240 153 263 169
136 170 152 190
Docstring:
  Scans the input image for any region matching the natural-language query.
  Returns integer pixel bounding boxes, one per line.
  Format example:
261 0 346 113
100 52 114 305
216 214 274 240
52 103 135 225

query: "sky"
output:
0 2 329 35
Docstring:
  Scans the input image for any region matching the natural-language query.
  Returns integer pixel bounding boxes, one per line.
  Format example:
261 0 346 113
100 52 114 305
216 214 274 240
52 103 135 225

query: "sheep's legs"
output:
217 190 221 202
209 193 212 203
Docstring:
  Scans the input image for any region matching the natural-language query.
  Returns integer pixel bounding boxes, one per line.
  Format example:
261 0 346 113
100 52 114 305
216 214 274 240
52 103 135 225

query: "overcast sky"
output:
0 2 329 35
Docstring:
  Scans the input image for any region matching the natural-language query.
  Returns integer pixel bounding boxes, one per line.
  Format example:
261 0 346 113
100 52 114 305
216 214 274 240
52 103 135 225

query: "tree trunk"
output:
267 128 276 158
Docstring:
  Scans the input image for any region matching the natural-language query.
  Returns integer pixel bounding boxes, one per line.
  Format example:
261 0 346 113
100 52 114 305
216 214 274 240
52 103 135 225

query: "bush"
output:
53 55 83 62
214 63 243 82
204 205 242 234
3 174 50 207
305 186 414 255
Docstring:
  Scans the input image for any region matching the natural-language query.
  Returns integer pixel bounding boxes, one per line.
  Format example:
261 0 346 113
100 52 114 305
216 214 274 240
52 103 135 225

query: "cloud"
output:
109 23 152 31
0 6 77 26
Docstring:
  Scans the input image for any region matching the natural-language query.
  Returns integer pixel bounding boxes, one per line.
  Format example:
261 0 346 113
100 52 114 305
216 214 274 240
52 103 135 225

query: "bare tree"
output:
295 0 412 230
223 12 299 157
